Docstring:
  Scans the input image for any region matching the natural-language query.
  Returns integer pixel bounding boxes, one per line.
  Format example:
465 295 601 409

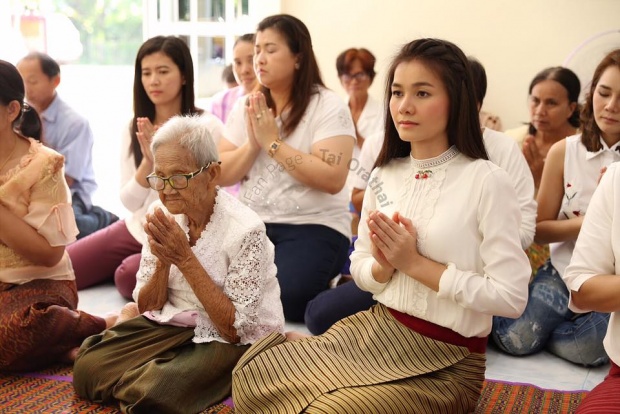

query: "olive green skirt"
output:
74 316 249 414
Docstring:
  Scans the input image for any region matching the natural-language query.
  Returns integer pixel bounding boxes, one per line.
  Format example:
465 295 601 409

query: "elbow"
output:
352 199 363 214
503 302 527 319
496 292 528 319
533 221 553 244
38 246 65 267
228 334 241 344
222 328 240 344
570 290 589 311
323 177 347 195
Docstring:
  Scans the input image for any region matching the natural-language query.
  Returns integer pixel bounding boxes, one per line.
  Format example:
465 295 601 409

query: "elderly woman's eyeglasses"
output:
146 161 220 191
341 72 369 82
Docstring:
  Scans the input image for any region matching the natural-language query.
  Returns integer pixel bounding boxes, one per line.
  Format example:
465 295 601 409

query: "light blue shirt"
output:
41 93 97 208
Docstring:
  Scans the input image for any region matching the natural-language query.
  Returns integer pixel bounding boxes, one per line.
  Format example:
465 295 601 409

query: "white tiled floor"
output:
78 283 608 392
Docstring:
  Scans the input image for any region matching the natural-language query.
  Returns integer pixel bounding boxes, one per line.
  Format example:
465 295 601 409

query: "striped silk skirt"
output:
232 304 486 414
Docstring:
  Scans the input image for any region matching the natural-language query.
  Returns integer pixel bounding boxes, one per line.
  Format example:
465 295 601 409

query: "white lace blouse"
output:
132 189 284 345
350 147 531 338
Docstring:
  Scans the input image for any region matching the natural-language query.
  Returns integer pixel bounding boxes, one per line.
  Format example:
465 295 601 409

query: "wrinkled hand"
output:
144 207 192 267
137 117 158 163
522 135 544 185
246 92 279 150
368 211 419 273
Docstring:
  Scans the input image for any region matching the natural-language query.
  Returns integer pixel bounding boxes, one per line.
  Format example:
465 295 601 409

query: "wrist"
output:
155 260 171 273
267 137 283 157
176 251 196 272
404 253 425 277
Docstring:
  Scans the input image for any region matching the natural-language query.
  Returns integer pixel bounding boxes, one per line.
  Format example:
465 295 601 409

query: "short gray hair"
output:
151 115 219 166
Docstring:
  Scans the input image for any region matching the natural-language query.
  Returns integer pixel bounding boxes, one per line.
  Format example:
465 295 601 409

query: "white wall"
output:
281 0 620 131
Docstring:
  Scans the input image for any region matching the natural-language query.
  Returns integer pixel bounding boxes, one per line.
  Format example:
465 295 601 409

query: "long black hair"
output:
130 36 203 167
0 59 42 140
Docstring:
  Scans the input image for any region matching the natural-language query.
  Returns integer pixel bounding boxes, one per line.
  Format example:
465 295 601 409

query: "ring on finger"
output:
256 114 262 120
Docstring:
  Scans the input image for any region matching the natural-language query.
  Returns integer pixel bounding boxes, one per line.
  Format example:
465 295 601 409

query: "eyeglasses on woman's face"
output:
146 161 220 191
341 72 370 82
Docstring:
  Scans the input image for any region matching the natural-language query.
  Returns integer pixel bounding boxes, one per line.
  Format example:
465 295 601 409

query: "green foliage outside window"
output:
52 0 143 65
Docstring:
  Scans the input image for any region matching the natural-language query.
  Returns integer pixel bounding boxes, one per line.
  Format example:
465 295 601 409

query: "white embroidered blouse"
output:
350 147 531 338
132 189 284 345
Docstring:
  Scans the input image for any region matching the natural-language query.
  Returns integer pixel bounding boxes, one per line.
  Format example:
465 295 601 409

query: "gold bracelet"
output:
268 139 282 157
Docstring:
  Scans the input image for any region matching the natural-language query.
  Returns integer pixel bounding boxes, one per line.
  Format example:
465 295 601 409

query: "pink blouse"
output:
0 138 78 284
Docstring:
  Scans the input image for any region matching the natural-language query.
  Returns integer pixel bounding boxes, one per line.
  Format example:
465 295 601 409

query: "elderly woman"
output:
336 47 383 152
73 115 284 414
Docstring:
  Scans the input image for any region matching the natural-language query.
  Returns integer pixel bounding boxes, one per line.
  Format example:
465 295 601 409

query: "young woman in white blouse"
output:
218 15 355 322
230 38 531 414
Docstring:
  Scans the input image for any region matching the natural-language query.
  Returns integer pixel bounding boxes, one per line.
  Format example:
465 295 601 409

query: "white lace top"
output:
350 147 531 338
133 189 284 345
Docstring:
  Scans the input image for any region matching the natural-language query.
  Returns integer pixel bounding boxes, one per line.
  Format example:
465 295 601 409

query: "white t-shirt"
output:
224 86 356 239
564 161 620 365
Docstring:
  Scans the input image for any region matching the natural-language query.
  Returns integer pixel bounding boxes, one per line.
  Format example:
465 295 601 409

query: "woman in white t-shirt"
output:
68 36 224 299
218 14 355 322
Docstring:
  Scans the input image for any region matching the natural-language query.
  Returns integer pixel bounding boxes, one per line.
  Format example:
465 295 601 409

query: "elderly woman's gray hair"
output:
151 115 219 166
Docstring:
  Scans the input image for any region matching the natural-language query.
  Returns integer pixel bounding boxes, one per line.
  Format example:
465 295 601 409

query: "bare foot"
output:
104 313 119 329
60 347 80 364
285 331 311 341
114 302 140 326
